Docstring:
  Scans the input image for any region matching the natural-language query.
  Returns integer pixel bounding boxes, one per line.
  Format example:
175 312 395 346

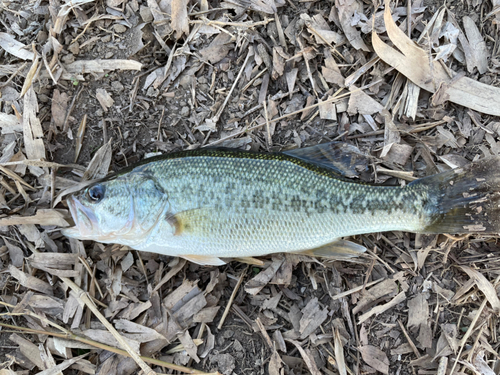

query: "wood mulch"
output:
0 0 499 373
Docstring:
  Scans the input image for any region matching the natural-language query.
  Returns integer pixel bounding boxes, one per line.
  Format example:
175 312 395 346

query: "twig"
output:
209 50 252 126
0 62 27 88
263 100 271 147
60 277 156 375
218 266 248 330
397 319 421 358
0 321 211 374
450 274 500 375
190 18 273 28
205 82 381 147
241 67 268 93
63 85 83 133
330 278 384 301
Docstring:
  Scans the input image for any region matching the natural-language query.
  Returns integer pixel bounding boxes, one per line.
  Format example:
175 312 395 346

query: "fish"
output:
61 142 500 265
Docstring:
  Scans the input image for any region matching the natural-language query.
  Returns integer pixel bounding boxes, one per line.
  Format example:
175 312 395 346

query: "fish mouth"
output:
61 196 99 239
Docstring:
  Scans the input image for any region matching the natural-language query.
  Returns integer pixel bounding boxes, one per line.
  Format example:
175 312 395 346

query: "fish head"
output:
62 178 134 242
62 171 172 245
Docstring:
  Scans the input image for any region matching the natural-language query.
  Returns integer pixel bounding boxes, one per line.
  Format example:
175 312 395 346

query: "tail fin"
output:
412 157 500 234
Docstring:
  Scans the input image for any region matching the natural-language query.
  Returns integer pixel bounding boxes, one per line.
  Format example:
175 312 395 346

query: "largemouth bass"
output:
62 143 500 265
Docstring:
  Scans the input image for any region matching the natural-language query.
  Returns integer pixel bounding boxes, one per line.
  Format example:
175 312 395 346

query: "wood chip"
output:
0 32 35 60
359 345 389 374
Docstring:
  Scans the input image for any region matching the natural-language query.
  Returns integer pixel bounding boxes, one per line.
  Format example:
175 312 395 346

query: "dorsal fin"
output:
283 142 370 178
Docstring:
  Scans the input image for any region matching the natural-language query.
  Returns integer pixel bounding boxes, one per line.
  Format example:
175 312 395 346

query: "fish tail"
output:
413 157 500 234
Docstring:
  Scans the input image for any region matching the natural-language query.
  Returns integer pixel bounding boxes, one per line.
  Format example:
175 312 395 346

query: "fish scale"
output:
62 145 500 265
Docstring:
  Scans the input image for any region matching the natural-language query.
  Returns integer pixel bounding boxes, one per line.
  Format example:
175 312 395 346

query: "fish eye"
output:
87 184 105 203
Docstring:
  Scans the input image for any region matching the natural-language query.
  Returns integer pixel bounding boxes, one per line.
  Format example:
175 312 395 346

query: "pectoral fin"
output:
295 239 366 258
165 208 212 236
181 254 226 266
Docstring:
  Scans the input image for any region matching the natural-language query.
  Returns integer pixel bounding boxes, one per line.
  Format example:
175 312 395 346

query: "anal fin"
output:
223 257 265 266
295 239 366 258
181 254 226 266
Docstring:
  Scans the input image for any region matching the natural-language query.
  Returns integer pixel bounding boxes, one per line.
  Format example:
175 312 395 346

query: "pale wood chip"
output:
8 264 53 295
198 325 215 359
359 345 389 374
81 329 141 353
3 238 24 267
319 97 337 120
353 278 398 314
193 306 220 323
172 292 207 327
0 209 69 227
223 0 276 14
299 297 329 339
335 0 370 51
95 88 114 112
407 294 432 349
163 279 200 311
9 333 44 370
348 85 383 115
334 328 348 375
199 33 234 64
462 16 489 74
0 32 35 60
268 350 282 375
358 291 406 324
0 113 22 134
22 87 45 170
51 90 70 130
286 339 321 375
81 139 112 181
178 330 200 363
244 256 285 295
171 0 190 39
114 319 166 342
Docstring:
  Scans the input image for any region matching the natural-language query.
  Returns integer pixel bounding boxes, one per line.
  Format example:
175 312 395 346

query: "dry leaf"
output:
459 266 500 313
81 139 112 181
372 0 500 116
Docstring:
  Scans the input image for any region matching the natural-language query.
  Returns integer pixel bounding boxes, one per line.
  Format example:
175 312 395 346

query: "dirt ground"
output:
1 0 500 374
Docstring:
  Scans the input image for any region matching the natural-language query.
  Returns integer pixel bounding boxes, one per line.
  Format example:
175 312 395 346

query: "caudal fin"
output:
413 157 500 234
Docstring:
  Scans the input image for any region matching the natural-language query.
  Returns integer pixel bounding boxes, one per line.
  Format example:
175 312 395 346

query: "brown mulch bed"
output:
0 0 500 373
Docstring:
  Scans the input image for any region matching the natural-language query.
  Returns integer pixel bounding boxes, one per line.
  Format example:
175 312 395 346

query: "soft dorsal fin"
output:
283 142 370 178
